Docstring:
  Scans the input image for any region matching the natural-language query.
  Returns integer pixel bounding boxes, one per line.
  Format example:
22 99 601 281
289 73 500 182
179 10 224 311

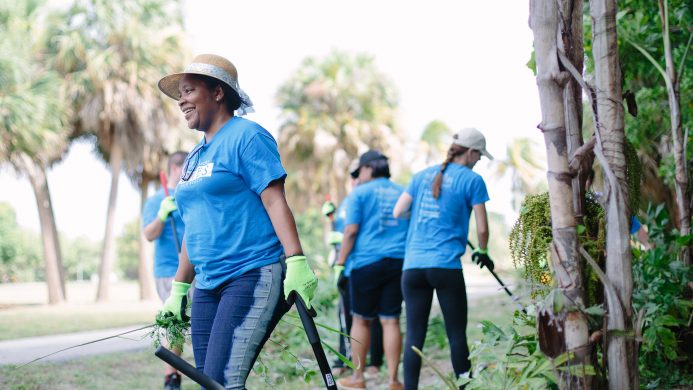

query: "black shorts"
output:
349 258 403 320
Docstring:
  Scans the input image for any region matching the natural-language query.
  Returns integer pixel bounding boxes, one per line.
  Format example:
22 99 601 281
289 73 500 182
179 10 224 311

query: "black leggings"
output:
402 268 470 390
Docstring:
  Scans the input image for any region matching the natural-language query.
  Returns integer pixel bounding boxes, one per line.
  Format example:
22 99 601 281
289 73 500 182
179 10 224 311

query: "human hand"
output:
160 281 191 322
322 201 336 217
157 196 177 222
284 255 318 311
333 264 345 288
328 231 344 246
471 248 494 271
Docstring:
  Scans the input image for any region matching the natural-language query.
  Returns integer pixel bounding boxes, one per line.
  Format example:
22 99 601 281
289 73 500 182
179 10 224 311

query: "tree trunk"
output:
138 178 156 300
590 0 637 387
19 154 65 304
530 1 593 388
559 0 588 221
96 139 123 302
658 0 690 266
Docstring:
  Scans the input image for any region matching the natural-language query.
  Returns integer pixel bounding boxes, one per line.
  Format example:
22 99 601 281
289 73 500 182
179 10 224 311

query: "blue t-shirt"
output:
345 178 408 272
334 194 352 276
142 188 185 278
404 164 489 270
630 216 641 235
174 117 286 290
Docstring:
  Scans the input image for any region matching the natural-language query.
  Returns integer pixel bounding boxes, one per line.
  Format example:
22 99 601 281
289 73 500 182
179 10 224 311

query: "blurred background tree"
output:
0 0 72 303
276 51 405 211
50 0 190 301
419 120 452 165
492 138 548 211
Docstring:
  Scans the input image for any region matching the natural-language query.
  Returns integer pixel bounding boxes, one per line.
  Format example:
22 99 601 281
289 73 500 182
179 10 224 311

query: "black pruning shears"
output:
290 293 339 390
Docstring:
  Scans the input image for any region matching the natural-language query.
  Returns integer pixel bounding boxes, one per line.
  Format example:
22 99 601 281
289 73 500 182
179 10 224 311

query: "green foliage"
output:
0 0 69 164
633 204 693 388
509 193 605 301
295 208 329 265
148 312 190 352
61 235 100 281
0 202 42 282
116 218 140 280
461 310 562 389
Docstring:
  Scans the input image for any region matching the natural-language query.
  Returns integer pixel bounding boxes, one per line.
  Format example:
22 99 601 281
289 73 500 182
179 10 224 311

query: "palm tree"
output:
493 138 547 211
419 120 451 165
276 51 403 210
54 0 189 301
0 0 70 304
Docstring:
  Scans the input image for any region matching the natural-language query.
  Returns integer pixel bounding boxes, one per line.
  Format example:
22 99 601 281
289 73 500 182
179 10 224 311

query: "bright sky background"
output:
0 0 544 241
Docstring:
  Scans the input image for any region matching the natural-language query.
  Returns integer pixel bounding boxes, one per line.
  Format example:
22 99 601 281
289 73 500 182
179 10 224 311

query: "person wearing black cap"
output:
335 150 408 390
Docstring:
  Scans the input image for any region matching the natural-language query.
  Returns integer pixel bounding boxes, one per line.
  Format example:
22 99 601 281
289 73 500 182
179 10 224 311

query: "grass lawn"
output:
0 281 159 340
0 294 520 389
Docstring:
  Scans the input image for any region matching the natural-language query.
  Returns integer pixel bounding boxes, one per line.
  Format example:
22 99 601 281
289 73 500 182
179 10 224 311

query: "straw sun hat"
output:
158 54 254 115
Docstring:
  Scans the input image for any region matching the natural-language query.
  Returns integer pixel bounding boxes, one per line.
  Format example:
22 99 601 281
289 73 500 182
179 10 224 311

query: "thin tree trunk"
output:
559 0 588 221
19 154 65 304
138 178 156 300
658 0 690 266
590 0 636 387
530 1 592 388
96 139 123 302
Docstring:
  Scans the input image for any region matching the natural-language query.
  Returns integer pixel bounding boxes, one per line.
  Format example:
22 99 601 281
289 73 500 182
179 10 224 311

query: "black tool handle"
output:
155 346 224 390
467 242 527 314
294 296 338 390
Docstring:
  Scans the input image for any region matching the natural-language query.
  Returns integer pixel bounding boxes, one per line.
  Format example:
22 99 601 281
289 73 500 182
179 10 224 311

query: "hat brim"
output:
158 70 232 101
350 167 360 179
481 149 494 160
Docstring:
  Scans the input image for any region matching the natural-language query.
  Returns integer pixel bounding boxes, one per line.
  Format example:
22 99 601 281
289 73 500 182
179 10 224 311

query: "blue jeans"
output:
191 262 290 389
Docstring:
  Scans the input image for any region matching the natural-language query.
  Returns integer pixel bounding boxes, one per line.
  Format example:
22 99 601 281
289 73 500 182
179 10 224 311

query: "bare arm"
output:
174 237 195 283
636 226 651 249
143 218 165 242
261 180 303 257
336 224 359 266
473 203 489 250
393 192 413 218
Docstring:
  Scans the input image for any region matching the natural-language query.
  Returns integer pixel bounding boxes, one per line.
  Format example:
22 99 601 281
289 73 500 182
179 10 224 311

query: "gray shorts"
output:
156 277 194 303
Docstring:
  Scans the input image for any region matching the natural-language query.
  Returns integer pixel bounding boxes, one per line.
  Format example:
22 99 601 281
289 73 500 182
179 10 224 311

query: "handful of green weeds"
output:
148 312 190 352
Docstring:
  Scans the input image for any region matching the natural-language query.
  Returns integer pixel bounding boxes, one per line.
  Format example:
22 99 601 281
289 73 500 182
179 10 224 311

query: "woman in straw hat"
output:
157 54 318 388
393 128 495 389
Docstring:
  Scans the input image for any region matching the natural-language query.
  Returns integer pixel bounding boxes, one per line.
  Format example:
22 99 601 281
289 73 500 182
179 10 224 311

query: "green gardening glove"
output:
327 231 344 246
157 196 177 222
284 255 318 311
333 264 345 288
160 281 191 322
322 201 336 217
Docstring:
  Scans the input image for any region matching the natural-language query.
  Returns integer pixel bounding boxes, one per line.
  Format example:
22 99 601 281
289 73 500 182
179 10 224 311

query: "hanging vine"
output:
509 192 606 301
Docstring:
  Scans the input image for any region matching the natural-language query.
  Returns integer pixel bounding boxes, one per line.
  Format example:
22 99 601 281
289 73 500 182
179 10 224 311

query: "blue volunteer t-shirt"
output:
404 164 489 270
174 117 286 290
142 188 185 278
334 194 353 276
345 178 408 272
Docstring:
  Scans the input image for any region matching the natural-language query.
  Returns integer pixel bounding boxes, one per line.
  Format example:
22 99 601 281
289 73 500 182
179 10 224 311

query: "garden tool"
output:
155 346 224 390
292 293 339 389
467 242 527 314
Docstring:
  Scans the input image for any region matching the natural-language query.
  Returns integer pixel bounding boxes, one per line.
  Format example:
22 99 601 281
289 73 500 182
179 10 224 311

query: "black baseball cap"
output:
350 150 388 178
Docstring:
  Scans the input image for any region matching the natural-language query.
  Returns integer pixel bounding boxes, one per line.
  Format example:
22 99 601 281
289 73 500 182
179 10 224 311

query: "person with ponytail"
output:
393 128 494 389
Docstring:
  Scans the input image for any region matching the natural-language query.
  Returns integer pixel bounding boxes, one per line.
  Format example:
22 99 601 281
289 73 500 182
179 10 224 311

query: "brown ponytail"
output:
432 144 468 199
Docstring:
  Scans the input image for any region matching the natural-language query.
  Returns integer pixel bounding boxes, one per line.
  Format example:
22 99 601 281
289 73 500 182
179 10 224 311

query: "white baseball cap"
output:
453 128 493 160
